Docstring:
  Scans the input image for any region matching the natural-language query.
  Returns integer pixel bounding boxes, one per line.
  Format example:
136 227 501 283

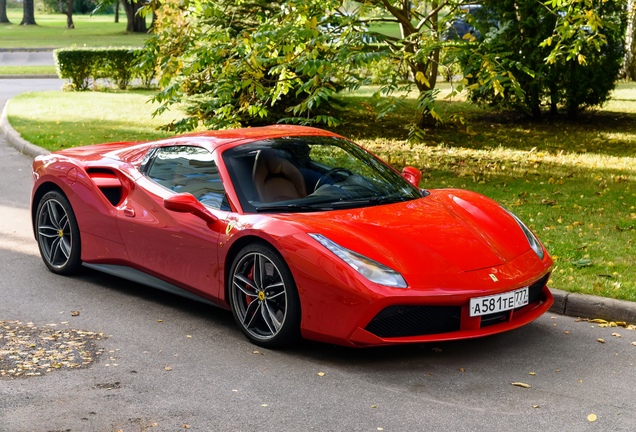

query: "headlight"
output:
506 210 545 260
308 233 408 288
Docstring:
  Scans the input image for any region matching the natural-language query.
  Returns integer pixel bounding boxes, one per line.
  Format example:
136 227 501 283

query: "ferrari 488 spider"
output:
31 125 553 348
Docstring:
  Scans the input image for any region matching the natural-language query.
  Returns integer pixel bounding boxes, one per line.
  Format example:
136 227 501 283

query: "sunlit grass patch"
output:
0 66 57 75
1 11 149 49
7 91 176 150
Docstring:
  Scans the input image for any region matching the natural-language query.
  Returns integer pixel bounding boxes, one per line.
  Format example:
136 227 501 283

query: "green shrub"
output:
54 47 155 91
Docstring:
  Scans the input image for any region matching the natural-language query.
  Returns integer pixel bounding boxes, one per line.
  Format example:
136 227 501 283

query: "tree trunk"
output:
122 0 147 33
65 0 74 29
625 0 636 80
115 0 120 23
20 0 36 25
0 0 10 24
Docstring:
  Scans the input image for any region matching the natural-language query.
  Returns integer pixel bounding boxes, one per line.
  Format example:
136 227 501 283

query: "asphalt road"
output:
1 79 635 432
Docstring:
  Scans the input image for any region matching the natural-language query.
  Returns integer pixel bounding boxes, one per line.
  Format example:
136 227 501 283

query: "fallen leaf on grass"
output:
572 258 593 268
511 382 531 388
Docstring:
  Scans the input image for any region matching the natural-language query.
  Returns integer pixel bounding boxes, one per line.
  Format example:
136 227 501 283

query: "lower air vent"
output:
365 305 461 338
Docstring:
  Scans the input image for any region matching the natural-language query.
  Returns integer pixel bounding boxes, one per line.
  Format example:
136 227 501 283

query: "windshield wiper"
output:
255 203 334 213
330 196 408 208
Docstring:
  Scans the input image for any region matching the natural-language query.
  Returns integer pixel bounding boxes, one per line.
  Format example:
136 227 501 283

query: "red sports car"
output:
31 125 553 348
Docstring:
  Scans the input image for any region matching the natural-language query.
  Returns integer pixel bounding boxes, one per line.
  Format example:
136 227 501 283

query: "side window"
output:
146 146 229 210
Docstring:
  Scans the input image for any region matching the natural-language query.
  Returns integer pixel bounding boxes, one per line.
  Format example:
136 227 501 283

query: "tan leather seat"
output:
252 149 307 203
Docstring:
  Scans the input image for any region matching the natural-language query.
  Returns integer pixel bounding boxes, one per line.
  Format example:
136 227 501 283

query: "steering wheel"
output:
314 168 353 192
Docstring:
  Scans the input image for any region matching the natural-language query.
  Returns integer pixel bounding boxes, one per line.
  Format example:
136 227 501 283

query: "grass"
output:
0 66 57 75
0 10 149 48
7 91 176 150
6 84 636 303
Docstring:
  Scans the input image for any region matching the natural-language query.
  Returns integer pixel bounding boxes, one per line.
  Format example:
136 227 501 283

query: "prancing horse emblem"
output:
489 274 499 282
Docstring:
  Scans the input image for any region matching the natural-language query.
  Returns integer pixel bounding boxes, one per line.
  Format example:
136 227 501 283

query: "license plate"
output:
469 287 529 317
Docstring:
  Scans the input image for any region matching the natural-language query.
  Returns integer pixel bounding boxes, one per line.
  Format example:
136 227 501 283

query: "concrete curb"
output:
549 288 636 324
1 96 635 326
0 101 51 158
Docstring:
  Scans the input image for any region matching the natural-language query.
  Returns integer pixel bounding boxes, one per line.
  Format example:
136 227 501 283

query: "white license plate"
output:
469 287 529 317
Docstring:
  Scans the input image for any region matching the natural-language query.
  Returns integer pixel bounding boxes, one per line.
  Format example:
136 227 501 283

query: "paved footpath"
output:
0 49 55 67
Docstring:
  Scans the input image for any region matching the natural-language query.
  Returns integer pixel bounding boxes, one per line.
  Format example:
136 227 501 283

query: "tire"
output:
228 243 301 348
35 191 82 275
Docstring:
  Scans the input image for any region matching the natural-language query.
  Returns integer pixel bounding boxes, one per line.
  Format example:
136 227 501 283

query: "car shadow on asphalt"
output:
50 265 570 370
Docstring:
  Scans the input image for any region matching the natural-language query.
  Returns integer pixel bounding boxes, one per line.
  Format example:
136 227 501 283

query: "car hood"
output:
284 189 534 275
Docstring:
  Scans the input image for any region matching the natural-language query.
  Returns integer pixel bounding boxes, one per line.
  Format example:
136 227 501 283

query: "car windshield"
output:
222 136 423 213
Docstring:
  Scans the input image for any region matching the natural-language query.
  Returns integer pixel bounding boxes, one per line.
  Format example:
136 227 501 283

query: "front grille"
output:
364 305 461 338
365 273 550 338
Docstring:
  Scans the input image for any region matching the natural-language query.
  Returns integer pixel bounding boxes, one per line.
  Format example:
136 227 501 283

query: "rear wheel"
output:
229 243 301 348
35 191 82 275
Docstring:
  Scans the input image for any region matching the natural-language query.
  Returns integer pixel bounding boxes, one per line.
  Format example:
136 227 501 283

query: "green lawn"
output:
7 91 176 148
6 84 636 303
0 10 149 48
0 65 57 75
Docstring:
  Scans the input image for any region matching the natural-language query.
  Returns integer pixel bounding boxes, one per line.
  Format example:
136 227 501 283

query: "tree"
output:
121 0 146 33
148 0 472 131
0 0 10 24
93 0 147 32
63 0 75 29
625 0 636 80
21 0 37 25
460 0 626 118
148 0 371 130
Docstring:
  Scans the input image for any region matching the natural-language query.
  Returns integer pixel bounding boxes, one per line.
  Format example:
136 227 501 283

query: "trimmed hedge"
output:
54 47 155 90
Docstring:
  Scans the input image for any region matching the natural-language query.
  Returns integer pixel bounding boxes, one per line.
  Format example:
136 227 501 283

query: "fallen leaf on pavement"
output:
587 414 597 422
511 382 531 388
317 372 325 377
597 338 605 344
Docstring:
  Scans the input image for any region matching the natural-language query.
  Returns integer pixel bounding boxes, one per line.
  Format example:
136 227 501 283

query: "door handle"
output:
123 207 135 217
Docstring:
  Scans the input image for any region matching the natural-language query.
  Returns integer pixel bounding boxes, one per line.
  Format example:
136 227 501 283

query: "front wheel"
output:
35 191 82 275
228 243 301 348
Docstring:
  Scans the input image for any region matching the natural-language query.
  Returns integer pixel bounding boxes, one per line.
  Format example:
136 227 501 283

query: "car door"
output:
116 145 230 300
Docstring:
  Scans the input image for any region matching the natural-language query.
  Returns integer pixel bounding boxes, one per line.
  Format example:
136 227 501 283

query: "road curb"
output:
1 95 635 326
0 101 51 158
549 288 636 323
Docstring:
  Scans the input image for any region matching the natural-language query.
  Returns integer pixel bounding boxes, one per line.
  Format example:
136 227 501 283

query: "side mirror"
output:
164 193 218 227
401 166 422 188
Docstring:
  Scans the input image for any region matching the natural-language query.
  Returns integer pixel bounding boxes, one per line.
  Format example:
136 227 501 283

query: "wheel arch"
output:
31 181 66 238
